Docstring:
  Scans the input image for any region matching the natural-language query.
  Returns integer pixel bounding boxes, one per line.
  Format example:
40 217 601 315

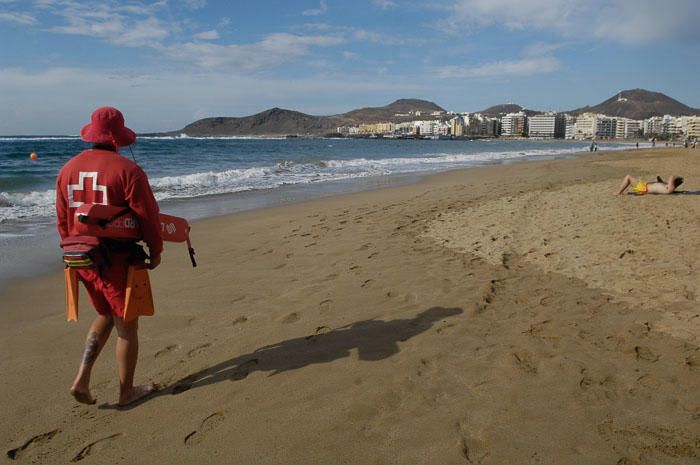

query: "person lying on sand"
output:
615 175 683 195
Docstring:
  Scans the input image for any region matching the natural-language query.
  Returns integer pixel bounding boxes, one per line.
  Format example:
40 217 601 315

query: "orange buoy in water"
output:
30 152 38 159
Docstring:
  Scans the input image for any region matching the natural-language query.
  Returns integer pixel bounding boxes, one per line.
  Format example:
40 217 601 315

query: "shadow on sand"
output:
121 306 462 406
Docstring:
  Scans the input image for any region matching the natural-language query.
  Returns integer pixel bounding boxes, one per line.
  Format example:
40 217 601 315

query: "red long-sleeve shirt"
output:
56 148 163 258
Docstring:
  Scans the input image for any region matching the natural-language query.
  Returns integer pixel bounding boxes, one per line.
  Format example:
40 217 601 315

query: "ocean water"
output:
0 136 633 285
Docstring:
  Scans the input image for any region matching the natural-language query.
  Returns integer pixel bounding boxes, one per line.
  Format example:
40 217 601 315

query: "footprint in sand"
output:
579 368 619 404
282 312 299 324
155 344 179 358
456 421 491 465
188 343 212 358
184 412 226 447
319 299 333 314
634 346 660 362
367 252 379 259
230 359 258 381
686 353 700 371
232 316 248 326
512 351 538 374
71 433 124 462
361 279 373 288
6 429 60 461
436 322 456 335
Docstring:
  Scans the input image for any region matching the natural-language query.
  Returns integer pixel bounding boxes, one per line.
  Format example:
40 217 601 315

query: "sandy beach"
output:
2 147 699 464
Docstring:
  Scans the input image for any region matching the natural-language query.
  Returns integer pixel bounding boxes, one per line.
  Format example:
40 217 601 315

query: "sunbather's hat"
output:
81 106 136 148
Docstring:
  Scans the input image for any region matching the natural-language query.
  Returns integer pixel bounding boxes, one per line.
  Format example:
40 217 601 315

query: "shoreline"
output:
0 143 592 289
2 146 699 463
0 142 647 289
0 171 425 290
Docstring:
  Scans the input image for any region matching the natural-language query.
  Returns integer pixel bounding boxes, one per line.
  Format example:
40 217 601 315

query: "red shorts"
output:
77 252 131 318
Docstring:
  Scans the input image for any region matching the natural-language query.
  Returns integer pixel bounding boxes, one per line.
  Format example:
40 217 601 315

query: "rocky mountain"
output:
568 89 700 120
175 108 339 137
478 104 539 117
171 99 446 136
165 90 699 136
478 104 522 116
342 99 444 122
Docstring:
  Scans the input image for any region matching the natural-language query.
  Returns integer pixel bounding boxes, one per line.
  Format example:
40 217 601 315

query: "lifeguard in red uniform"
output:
56 106 162 407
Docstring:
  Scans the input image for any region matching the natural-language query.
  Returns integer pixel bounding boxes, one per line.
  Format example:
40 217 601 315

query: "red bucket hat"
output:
80 106 136 148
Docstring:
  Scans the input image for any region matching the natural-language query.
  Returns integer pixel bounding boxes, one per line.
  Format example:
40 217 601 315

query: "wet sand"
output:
1 147 699 464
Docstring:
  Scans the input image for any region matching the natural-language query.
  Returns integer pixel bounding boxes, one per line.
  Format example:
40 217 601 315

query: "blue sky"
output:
1 0 698 134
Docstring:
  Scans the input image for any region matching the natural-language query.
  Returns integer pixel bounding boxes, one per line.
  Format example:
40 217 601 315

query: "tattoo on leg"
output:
83 331 99 365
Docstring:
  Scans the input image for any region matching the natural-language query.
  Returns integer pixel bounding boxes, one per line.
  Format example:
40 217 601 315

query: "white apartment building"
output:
669 116 690 138
528 113 566 138
336 126 360 136
644 116 662 137
501 112 527 136
416 120 436 136
450 116 465 136
595 116 617 139
436 121 450 136
687 117 700 139
661 115 675 137
564 115 576 139
574 113 596 139
615 118 643 139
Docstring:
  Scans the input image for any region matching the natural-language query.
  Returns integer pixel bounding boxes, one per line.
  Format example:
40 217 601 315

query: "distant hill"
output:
171 99 446 136
478 104 539 117
569 89 700 120
164 90 700 136
175 108 338 137
342 99 444 122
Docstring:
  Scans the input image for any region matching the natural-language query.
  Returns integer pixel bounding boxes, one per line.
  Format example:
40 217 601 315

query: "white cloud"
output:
438 57 560 79
298 23 433 46
44 1 171 47
159 33 345 71
0 11 37 25
303 0 328 16
445 0 700 44
193 29 219 40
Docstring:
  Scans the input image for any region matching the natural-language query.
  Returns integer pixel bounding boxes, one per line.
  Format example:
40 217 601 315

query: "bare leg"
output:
615 175 638 195
70 314 114 404
114 316 155 406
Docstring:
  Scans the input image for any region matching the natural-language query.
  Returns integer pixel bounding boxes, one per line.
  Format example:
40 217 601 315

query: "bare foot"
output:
70 387 96 405
118 383 157 407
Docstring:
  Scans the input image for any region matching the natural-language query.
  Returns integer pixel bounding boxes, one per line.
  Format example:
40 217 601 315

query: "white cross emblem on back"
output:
68 171 108 207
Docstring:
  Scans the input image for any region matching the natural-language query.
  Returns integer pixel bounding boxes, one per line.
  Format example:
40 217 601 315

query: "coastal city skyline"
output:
1 0 699 134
